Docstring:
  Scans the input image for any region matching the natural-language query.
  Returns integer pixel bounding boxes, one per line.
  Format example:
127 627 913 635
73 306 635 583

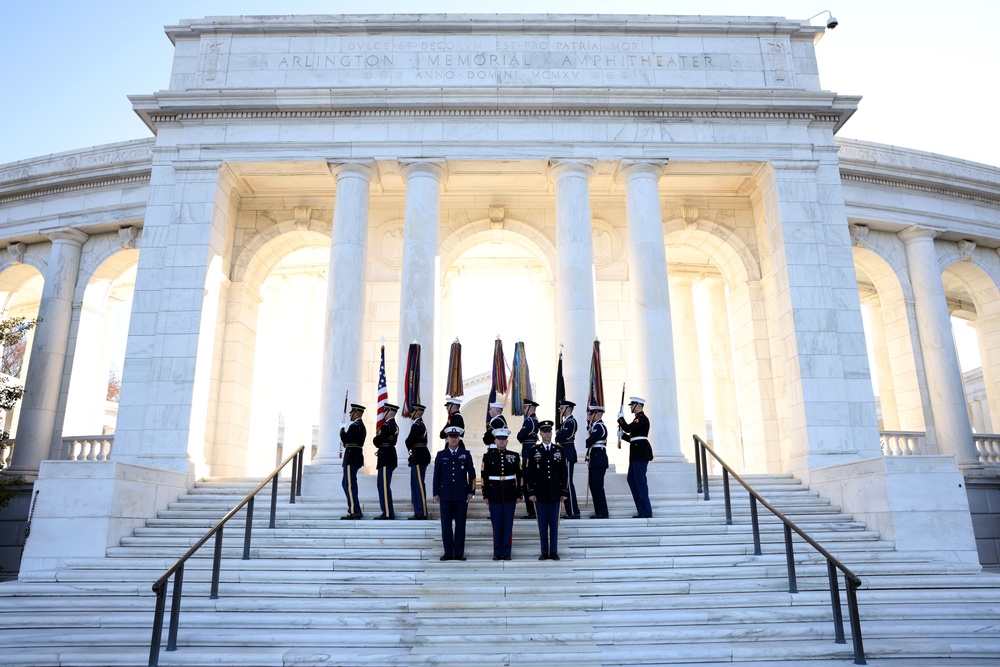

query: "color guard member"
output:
516 399 539 519
372 403 399 519
585 404 610 519
556 400 580 519
433 426 476 561
481 427 521 560
525 420 568 560
440 397 466 450
404 403 430 520
483 401 508 449
618 396 654 518
340 403 367 520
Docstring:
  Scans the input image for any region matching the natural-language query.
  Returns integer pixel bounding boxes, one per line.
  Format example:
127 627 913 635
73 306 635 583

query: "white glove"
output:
617 411 624 420
340 422 348 431
617 428 624 439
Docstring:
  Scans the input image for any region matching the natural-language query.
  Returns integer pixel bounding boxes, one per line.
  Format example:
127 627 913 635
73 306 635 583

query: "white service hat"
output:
443 425 464 436
488 401 504 410
492 427 511 438
629 396 646 405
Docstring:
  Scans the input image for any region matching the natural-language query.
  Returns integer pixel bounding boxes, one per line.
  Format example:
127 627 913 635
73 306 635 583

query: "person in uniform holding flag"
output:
556 400 580 519
618 396 654 518
340 403 367 520
516 399 539 518
483 401 508 449
441 397 466 450
372 403 399 519
481 427 521 560
585 404 610 519
525 420 568 560
405 403 430 520
433 426 476 561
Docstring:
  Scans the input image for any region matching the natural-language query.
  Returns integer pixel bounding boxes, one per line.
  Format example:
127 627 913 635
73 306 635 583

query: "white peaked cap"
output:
445 398 462 406
629 396 646 405
489 402 504 410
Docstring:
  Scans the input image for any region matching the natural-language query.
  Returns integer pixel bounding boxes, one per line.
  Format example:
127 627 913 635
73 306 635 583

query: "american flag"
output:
376 345 388 430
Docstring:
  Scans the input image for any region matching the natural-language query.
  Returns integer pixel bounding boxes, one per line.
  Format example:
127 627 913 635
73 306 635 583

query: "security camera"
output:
826 15 839 29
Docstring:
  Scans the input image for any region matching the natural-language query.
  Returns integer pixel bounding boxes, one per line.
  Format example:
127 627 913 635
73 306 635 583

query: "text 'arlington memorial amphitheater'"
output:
2 12 1000 667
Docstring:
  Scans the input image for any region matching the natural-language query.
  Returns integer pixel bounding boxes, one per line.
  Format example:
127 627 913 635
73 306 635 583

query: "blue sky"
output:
1 0 998 167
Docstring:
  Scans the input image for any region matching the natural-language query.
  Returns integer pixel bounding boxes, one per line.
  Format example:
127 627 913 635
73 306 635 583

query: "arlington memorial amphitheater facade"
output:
2 13 1000 574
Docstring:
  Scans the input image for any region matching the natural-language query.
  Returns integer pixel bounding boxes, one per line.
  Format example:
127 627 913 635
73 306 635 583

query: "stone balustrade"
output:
0 439 12 469
62 436 114 462
973 435 1000 465
879 431 930 456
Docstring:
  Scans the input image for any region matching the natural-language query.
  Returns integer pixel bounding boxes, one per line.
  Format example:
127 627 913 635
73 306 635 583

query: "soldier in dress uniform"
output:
556 400 580 519
372 403 399 520
525 420 568 560
440 397 466 450
483 401 508 449
481 427 521 561
404 403 431 520
433 426 476 561
618 396 654 518
340 403 367 520
585 404 610 519
516 399 539 519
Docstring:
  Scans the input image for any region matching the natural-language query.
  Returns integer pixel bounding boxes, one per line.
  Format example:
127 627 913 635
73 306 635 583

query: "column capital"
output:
399 159 446 182
43 227 89 246
616 160 667 183
547 160 595 183
328 160 377 183
898 225 944 243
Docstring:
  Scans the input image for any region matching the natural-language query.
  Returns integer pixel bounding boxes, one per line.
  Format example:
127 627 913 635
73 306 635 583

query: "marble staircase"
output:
2 474 1000 666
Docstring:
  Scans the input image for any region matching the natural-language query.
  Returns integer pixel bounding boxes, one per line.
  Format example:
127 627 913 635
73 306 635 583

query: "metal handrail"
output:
148 445 305 666
693 435 866 665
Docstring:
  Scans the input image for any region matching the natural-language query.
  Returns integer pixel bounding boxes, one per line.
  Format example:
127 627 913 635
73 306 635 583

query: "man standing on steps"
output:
556 400 580 519
525 420 568 560
516 399 539 519
618 397 654 518
433 426 476 561
405 403 431 520
441 397 466 450
484 401 509 450
340 403 367 520
481 427 521 561
373 403 399 520
585 404 610 519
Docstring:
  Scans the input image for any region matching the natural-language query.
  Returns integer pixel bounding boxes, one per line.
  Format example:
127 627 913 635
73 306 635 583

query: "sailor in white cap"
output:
440 397 466 450
481 426 521 560
585 404 610 518
617 396 653 518
433 425 476 561
483 400 508 449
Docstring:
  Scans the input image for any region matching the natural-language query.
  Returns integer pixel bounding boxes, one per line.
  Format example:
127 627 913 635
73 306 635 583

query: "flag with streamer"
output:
555 347 566 428
509 341 533 416
376 345 389 430
588 339 605 410
402 342 421 418
488 337 508 417
446 338 464 397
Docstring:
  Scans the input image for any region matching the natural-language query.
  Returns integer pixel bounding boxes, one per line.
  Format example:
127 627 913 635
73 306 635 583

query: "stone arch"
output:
229 218 332 292
440 217 555 282
73 231 142 305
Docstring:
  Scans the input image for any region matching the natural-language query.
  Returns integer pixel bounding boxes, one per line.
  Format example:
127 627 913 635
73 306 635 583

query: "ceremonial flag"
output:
555 348 566 428
509 341 533 416
446 338 464 397
402 342 421 418
588 339 605 410
376 345 388 430
488 337 507 420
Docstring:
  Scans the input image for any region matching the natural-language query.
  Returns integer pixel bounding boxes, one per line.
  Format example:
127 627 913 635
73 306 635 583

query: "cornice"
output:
840 173 1000 207
0 174 151 205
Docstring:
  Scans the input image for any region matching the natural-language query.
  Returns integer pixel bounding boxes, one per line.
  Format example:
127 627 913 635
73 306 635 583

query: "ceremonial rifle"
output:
617 383 625 449
339 390 348 458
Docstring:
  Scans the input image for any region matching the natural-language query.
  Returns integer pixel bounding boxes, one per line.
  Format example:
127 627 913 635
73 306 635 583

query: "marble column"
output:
10 228 88 474
898 226 979 467
620 161 683 462
699 276 742 469
668 275 705 443
398 160 444 446
549 161 597 449
864 296 900 430
973 314 1000 434
315 162 375 464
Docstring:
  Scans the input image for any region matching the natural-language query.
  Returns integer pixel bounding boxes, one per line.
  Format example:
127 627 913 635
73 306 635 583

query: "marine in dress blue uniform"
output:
556 400 580 519
585 404 610 519
340 404 367 520
373 403 399 520
618 396 654 518
481 427 521 560
433 426 476 561
404 403 431 520
440 398 466 450
525 421 569 560
483 401 509 449
516 400 539 519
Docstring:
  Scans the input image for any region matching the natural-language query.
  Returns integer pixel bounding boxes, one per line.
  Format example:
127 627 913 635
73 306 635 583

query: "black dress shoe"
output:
538 554 549 560
589 514 609 519
440 555 453 561
340 514 359 520
549 553 561 561
408 515 426 521
632 514 652 519
521 514 536 519
502 555 512 561
455 556 467 561
493 555 501 561
373 515 389 520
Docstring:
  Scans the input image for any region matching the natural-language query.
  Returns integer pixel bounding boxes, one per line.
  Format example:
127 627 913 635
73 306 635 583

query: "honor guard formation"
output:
339 386 659 559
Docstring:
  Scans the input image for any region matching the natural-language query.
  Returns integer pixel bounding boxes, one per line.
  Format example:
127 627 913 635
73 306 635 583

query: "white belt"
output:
590 443 606 449
488 475 516 481
630 436 649 442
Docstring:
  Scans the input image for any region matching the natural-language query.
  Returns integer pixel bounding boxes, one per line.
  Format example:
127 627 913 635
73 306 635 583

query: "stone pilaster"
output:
667 275 704 445
861 295 900 430
699 276 741 469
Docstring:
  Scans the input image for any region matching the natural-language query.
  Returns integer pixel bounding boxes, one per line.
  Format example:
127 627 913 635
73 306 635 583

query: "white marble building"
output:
1 13 998 572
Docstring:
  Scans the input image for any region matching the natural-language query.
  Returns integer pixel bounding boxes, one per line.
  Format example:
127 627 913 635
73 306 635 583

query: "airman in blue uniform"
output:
372 403 399 520
340 403 367 520
618 396 654 518
433 425 476 561
556 400 580 519
585 404 610 519
404 403 430 520
525 420 568 560
481 427 521 560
